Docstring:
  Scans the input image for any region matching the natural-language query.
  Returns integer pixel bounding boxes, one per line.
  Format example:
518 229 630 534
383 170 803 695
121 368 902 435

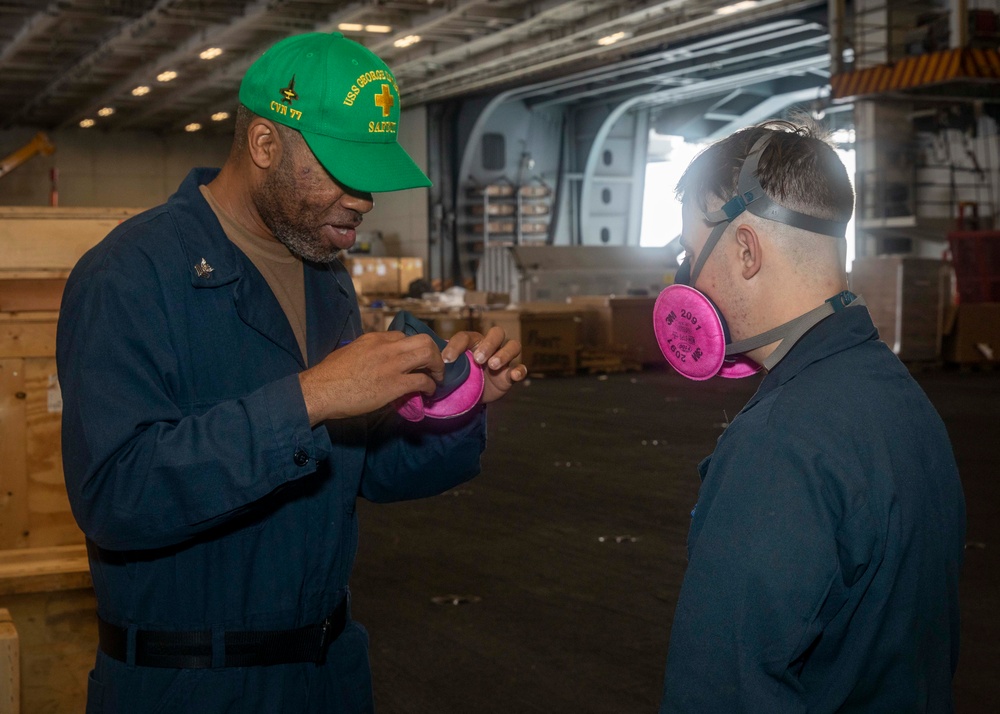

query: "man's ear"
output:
734 223 762 280
246 119 279 170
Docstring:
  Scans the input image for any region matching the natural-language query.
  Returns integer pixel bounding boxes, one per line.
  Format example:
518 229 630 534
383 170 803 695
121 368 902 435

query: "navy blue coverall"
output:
661 305 966 713
57 168 487 713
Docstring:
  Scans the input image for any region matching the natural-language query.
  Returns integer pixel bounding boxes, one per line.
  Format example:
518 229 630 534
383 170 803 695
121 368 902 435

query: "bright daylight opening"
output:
640 132 857 271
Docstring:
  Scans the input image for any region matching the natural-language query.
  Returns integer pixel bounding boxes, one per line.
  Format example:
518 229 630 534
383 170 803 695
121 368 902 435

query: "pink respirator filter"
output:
397 350 486 421
653 285 759 380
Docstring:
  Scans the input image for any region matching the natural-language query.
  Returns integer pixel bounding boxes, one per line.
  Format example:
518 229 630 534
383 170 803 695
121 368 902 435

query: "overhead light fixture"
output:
715 1 759 15
79 118 95 128
184 123 202 132
97 107 115 117
157 70 178 82
199 47 223 60
211 111 230 122
365 25 392 33
597 31 627 46
394 35 421 48
338 23 363 32
131 85 150 96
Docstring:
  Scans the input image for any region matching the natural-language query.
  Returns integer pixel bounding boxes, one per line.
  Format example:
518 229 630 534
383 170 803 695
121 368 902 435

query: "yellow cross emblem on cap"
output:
374 84 394 117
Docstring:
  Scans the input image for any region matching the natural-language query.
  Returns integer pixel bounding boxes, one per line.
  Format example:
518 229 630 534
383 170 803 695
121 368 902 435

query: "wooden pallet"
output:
578 348 642 374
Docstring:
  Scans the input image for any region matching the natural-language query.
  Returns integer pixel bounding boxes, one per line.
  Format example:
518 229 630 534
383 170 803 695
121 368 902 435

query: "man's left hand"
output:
443 327 527 404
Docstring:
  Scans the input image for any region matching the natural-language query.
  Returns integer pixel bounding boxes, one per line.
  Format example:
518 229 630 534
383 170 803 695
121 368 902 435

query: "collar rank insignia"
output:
280 76 298 105
194 258 214 278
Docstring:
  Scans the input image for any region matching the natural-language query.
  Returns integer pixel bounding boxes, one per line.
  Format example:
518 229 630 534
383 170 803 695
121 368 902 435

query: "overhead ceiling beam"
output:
0 1 61 66
391 0 689 87
374 0 597 68
399 0 819 104
702 85 831 140
528 24 829 108
632 53 831 110
521 19 812 105
67 0 368 131
10 0 183 127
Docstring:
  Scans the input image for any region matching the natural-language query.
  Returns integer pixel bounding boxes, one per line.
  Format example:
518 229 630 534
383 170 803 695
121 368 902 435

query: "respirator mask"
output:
653 134 856 380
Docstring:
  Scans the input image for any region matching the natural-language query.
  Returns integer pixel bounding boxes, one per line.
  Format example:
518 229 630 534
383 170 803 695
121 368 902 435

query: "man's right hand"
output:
298 331 446 424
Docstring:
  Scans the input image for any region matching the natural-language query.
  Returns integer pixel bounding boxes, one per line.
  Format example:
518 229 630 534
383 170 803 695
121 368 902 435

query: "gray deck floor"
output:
352 366 1000 713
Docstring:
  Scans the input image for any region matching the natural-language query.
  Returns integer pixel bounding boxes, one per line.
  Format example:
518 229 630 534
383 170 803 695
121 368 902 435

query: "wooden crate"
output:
0 208 142 713
0 206 140 552
0 550 95 714
0 607 17 714
0 311 81 551
0 206 139 272
0 206 143 319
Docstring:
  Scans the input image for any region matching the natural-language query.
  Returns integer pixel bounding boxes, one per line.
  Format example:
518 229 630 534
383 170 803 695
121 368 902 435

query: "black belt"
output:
97 597 348 669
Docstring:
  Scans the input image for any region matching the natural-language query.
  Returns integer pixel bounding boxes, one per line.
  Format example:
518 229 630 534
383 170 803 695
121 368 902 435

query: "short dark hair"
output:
676 120 854 223
230 104 254 159
231 104 303 159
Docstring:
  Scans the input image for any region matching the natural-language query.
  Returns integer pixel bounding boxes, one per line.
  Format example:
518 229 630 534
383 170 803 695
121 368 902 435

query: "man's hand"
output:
444 326 527 404
299 331 445 425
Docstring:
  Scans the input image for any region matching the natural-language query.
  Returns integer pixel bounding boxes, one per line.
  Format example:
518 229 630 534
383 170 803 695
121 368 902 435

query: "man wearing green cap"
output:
57 32 526 713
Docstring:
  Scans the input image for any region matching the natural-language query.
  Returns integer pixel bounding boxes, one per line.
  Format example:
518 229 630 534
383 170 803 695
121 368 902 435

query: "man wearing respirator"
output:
653 121 966 712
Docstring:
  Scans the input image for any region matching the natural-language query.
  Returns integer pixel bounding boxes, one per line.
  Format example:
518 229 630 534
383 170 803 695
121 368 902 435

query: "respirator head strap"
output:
725 292 864 370
689 136 772 286
739 134 849 239
746 201 848 239
685 218 730 286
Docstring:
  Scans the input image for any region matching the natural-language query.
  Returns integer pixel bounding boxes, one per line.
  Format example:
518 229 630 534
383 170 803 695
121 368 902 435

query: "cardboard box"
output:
849 257 949 361
359 305 388 333
342 256 424 296
366 304 476 340
398 257 425 295
942 303 1000 363
418 310 475 340
567 295 661 364
464 290 510 307
479 304 582 374
343 256 400 295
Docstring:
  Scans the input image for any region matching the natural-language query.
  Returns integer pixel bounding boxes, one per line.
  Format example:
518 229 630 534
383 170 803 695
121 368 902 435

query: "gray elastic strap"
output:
738 134 848 238
746 200 847 238
688 218 729 286
725 295 866 370
693 138 771 285
692 133 848 284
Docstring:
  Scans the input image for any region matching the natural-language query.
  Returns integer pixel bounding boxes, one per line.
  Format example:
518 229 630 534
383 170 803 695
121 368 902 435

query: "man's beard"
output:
253 158 344 264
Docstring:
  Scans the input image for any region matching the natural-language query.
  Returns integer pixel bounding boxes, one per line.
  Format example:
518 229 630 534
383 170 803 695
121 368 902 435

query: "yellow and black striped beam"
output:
830 47 1000 100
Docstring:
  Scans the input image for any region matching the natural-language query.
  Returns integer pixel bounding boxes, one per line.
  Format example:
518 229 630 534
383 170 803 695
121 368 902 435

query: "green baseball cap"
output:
239 32 431 193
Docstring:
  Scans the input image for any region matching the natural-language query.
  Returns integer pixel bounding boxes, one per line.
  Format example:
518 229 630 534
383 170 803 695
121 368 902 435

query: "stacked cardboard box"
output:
942 303 1000 364
566 295 662 365
479 303 583 375
849 256 949 362
341 256 425 297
